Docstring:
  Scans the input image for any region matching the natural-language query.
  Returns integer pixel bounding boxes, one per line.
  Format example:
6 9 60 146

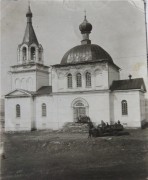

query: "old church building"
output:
5 6 147 131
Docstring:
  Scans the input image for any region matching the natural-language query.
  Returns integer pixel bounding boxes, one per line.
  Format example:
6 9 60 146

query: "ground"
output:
1 129 148 180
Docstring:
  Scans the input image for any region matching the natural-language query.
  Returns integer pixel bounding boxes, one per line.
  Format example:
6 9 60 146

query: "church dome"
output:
79 16 92 34
60 14 113 65
61 44 113 65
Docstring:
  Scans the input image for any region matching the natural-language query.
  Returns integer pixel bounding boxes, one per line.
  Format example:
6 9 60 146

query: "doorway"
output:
72 99 88 122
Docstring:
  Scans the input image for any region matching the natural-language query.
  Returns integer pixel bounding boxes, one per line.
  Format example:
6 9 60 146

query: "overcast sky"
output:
1 0 148 96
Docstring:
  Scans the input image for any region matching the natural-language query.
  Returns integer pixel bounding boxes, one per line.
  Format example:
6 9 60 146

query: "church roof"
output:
61 44 113 65
53 59 120 70
5 89 36 97
36 86 52 95
5 87 52 97
22 5 38 45
22 23 38 45
60 15 115 66
110 78 146 92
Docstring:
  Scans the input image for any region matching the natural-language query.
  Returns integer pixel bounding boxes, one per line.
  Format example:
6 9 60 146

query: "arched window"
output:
22 47 27 62
76 73 82 87
42 103 46 117
67 73 72 88
86 72 91 87
121 100 128 115
31 47 36 61
16 104 21 117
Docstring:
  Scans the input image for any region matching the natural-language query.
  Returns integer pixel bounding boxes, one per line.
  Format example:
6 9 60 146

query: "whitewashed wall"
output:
36 71 49 90
112 91 142 128
5 97 33 131
35 92 110 130
108 65 120 86
12 71 36 91
51 62 118 93
139 91 146 126
11 64 49 92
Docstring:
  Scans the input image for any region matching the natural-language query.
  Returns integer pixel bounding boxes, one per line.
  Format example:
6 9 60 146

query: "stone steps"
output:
60 122 89 133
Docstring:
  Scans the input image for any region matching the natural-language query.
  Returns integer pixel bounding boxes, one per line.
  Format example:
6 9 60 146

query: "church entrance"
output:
72 99 88 122
74 106 86 122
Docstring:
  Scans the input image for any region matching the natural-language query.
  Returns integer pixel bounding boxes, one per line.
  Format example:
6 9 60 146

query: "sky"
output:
1 0 148 97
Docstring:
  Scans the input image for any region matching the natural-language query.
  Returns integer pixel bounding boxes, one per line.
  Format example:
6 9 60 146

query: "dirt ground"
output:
1 129 148 180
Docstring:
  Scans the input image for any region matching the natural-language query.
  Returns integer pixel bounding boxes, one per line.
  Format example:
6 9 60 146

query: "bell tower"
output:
10 5 49 92
17 5 43 64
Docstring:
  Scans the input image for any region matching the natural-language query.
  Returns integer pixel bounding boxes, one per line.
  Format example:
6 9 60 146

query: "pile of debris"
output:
60 122 89 133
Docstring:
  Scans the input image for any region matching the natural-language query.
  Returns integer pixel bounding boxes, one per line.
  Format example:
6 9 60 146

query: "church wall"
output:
35 95 57 130
109 93 115 125
139 91 146 126
108 65 120 86
112 91 141 128
5 97 33 131
35 92 110 130
94 66 108 90
31 97 36 130
48 68 52 86
51 69 58 92
51 63 110 94
36 71 49 90
145 97 148 123
86 92 110 125
12 72 36 91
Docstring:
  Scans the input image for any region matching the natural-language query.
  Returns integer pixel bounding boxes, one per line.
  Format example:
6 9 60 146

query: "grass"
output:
1 129 148 180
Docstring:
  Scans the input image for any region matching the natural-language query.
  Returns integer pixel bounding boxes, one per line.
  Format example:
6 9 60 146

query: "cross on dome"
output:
84 9 86 19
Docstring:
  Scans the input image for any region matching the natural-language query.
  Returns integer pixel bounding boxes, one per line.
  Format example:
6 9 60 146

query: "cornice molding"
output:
51 89 110 96
11 69 49 74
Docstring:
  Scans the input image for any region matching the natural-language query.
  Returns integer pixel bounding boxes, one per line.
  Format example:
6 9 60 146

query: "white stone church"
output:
5 6 147 131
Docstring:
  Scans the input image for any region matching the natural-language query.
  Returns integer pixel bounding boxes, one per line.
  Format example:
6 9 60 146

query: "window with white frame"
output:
16 104 21 117
121 100 128 115
42 103 46 117
76 73 82 87
86 72 91 87
67 73 72 88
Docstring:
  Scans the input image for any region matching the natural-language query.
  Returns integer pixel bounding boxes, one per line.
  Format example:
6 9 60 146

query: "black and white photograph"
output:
0 0 148 179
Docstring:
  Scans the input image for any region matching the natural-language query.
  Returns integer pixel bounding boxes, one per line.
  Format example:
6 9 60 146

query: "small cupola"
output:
79 11 92 45
26 5 32 19
79 16 92 34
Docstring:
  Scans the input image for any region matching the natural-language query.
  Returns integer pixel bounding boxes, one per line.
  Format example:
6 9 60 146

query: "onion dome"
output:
79 15 92 34
60 14 113 65
61 44 113 64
